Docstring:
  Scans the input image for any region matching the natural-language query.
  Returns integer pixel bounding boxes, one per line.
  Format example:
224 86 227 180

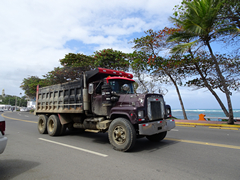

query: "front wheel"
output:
146 131 167 142
108 118 136 152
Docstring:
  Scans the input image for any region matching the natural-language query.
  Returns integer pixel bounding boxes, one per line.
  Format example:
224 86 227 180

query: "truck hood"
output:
115 94 146 107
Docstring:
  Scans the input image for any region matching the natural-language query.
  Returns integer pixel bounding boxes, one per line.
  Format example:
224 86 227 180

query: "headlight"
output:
138 110 144 118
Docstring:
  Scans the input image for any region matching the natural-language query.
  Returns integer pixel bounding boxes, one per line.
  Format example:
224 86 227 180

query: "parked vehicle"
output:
35 68 175 151
0 116 7 154
0 109 4 112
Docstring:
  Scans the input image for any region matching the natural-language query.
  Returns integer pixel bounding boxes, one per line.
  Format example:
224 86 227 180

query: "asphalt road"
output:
1 111 240 180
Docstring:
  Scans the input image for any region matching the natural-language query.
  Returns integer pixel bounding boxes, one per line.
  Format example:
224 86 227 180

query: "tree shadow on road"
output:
0 159 40 180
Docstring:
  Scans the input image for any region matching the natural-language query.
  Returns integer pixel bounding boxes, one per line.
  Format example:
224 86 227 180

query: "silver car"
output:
0 116 7 154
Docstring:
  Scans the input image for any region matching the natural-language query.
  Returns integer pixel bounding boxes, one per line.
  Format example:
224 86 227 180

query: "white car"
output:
0 109 4 112
0 117 7 154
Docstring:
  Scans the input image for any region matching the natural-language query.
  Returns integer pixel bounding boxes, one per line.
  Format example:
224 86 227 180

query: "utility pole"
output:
19 93 22 108
15 96 17 111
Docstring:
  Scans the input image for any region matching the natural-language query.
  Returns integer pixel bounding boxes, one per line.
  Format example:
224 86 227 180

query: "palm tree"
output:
168 0 238 124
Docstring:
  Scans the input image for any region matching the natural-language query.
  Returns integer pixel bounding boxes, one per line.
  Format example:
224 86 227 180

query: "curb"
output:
175 122 240 129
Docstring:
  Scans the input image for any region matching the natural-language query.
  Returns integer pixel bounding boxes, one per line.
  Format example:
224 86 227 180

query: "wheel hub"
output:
113 125 126 144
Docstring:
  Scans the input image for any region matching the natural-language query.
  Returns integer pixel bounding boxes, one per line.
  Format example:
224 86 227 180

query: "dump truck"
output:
35 68 175 151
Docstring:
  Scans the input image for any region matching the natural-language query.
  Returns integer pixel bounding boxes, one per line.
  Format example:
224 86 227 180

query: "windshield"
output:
109 79 134 94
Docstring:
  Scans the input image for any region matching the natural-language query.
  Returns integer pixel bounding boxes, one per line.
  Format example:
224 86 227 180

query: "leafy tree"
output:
61 50 130 72
0 95 28 107
213 0 240 29
174 0 240 28
131 28 188 119
185 53 240 92
20 76 48 99
174 0 240 51
168 0 238 124
129 50 175 95
128 51 151 93
19 95 28 107
151 56 188 119
60 53 95 70
93 49 129 71
176 51 240 117
43 66 85 85
20 53 94 99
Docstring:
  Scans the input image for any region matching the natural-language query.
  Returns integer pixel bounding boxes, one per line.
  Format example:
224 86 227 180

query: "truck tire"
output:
108 118 136 152
47 115 62 136
38 115 48 134
146 131 167 142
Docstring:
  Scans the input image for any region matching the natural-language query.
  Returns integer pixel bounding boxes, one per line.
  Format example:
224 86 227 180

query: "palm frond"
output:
170 40 199 54
216 26 240 35
167 31 195 43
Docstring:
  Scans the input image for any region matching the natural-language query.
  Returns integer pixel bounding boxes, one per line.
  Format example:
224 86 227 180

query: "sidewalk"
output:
174 119 240 129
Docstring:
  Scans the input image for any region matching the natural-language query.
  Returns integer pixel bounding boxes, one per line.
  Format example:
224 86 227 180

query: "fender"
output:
110 111 137 124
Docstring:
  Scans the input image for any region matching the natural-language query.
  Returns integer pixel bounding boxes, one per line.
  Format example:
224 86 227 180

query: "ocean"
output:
172 109 240 121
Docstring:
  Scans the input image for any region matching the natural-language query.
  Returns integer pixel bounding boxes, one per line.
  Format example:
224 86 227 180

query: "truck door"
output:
91 82 108 116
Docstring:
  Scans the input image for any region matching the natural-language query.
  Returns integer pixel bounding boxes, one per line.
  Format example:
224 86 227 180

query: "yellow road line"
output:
1 113 37 124
175 122 240 128
165 138 240 150
209 127 239 130
176 125 196 127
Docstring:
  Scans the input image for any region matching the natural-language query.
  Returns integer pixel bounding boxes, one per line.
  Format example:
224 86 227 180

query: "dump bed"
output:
35 79 84 114
34 68 133 115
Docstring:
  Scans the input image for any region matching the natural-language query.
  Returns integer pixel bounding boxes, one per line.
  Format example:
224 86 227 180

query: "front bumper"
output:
138 119 175 135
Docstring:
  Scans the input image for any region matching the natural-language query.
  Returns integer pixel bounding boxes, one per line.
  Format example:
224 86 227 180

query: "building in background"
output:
27 101 36 109
0 104 12 111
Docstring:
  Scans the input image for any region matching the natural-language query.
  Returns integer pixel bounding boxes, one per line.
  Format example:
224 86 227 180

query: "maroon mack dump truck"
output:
35 68 175 151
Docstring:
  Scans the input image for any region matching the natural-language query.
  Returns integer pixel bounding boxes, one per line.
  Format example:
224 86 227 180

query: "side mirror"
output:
121 84 130 92
88 83 94 94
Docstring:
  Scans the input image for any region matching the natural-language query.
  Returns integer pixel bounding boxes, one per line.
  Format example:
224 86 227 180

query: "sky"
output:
0 0 239 110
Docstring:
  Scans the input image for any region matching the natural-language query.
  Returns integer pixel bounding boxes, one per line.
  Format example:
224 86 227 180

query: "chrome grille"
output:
147 96 164 120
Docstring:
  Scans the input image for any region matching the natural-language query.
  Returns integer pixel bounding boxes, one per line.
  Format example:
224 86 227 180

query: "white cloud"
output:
3 0 239 110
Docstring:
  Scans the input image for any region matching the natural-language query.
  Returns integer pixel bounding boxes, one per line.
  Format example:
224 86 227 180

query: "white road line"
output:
171 129 179 131
39 138 108 157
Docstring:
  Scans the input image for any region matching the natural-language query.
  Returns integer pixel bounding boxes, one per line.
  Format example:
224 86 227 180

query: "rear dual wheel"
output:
38 114 65 136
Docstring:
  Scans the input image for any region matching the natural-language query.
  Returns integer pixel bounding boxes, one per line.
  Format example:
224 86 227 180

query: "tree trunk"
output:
206 43 234 124
168 73 188 120
194 63 229 117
